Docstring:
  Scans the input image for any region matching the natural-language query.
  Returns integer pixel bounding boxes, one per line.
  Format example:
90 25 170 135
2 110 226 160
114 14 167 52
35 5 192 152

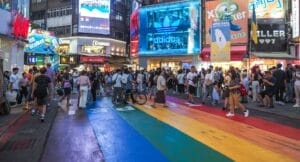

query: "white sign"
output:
291 0 300 38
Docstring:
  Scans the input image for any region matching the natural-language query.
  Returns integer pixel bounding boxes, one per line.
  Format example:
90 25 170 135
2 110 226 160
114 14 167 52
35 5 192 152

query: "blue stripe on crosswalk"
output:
86 99 169 162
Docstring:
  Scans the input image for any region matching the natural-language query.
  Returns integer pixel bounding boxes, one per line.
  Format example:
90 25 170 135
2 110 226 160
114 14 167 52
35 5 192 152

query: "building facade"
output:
0 0 30 72
30 0 133 70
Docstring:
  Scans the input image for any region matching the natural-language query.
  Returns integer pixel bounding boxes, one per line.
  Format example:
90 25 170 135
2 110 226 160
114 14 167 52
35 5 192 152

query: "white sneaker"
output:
293 104 300 108
226 112 235 117
244 110 249 117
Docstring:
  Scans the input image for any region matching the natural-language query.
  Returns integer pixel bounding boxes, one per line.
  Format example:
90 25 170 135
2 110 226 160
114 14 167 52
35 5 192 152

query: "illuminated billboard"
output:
139 0 201 55
78 0 110 34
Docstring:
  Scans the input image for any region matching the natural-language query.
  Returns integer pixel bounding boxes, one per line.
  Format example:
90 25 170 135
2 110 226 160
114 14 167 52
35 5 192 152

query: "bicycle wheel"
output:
134 92 147 105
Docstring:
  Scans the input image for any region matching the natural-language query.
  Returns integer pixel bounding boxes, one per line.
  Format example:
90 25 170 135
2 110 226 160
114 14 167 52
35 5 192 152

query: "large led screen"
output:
139 0 201 55
78 0 110 34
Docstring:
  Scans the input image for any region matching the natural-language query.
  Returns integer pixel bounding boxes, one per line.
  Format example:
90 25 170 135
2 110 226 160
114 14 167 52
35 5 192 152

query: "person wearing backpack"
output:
58 67 72 108
32 67 51 122
226 69 249 117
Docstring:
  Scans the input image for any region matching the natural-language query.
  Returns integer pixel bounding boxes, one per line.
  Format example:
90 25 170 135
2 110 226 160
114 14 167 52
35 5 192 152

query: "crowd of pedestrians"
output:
2 63 300 121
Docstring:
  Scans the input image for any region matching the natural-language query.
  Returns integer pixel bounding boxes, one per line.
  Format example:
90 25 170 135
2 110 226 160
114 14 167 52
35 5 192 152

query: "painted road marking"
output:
144 105 154 109
184 102 203 107
86 99 169 162
134 104 296 162
167 103 300 160
116 106 135 112
116 105 232 162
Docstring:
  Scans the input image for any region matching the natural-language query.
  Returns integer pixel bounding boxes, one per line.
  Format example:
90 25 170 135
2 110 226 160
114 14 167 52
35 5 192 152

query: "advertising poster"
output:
78 0 110 35
205 0 248 45
211 21 231 62
139 0 201 55
291 0 299 38
254 20 287 52
249 0 284 19
25 30 60 54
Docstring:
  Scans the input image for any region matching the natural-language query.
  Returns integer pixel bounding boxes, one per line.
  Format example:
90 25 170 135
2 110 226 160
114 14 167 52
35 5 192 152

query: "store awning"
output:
200 46 247 62
252 52 295 59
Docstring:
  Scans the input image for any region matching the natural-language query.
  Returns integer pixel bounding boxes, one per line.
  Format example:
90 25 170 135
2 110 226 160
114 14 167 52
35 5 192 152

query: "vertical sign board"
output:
211 21 231 62
291 0 299 38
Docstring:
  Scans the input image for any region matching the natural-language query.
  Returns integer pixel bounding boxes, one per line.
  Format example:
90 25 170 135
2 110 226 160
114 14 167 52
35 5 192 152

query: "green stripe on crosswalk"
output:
115 106 233 162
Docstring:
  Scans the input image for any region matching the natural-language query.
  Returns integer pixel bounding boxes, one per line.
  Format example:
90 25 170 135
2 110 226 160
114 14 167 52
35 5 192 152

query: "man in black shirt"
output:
258 71 276 108
273 63 286 105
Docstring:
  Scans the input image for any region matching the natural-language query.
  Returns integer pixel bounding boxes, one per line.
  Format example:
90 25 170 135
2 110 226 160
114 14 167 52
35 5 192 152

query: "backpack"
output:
240 84 248 96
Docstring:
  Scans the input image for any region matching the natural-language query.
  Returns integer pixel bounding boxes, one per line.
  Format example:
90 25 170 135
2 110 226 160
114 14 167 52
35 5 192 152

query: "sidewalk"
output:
0 101 59 162
167 92 300 120
0 105 27 137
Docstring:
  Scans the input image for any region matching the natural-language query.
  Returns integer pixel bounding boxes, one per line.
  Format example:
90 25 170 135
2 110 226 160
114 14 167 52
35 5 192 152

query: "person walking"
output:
32 67 51 122
187 66 198 104
19 72 30 110
58 67 72 108
78 71 91 109
226 70 249 117
45 63 55 100
112 69 123 103
176 69 185 94
251 66 262 102
202 68 214 104
294 65 300 108
152 69 168 108
10 67 20 105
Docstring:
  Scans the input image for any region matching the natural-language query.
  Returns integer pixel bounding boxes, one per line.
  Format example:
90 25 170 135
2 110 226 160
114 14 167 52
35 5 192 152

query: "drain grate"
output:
0 138 38 152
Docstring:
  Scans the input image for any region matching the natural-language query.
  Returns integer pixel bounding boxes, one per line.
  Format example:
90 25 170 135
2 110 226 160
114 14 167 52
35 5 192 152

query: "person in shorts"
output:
58 67 72 108
186 66 198 104
32 67 51 122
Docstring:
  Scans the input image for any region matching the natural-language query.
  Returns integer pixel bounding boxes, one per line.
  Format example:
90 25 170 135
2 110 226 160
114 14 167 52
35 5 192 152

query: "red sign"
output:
80 56 105 64
130 10 139 57
12 14 30 39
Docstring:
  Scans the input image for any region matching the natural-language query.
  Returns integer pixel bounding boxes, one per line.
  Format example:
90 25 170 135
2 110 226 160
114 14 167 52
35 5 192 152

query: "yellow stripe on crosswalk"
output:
133 104 295 162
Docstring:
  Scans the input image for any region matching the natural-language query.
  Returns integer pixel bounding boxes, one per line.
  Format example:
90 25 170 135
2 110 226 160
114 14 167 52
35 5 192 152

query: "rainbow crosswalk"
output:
86 97 300 162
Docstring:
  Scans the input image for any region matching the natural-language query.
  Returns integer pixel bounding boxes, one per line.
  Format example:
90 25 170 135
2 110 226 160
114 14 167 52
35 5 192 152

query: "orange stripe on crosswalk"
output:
133 103 297 162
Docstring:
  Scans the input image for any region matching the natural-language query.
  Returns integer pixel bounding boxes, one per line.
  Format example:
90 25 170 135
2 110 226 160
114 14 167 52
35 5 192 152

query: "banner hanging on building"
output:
249 0 285 19
291 0 299 38
211 21 231 62
205 0 248 45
